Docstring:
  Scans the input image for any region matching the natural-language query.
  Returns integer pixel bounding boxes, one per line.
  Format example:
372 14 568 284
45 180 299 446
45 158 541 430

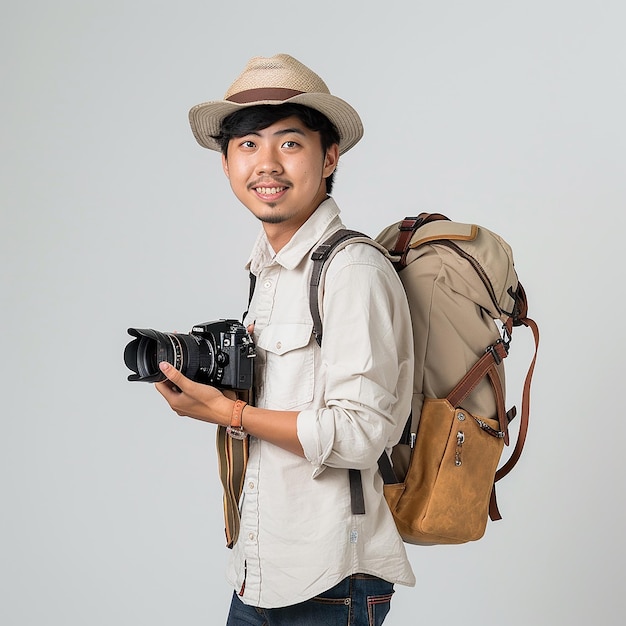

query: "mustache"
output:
248 177 291 190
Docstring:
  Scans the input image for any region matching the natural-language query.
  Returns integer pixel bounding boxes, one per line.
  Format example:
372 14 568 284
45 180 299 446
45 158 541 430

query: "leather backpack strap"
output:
494 313 539 482
445 312 538 520
446 341 509 421
390 213 450 268
445 339 511 521
489 312 539 519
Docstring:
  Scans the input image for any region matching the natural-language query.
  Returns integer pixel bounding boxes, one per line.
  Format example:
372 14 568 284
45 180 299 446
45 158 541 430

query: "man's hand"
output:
155 361 304 457
154 362 231 425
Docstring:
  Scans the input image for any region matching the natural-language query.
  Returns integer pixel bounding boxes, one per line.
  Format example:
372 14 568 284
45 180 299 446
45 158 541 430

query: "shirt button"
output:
263 280 272 289
276 341 282 350
248 482 255 490
248 532 256 541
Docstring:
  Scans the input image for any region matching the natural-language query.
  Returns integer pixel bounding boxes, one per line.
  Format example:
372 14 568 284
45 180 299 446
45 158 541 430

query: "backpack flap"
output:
408 220 520 325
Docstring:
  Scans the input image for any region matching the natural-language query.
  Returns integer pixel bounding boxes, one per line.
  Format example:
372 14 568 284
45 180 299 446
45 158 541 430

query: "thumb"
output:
159 361 188 389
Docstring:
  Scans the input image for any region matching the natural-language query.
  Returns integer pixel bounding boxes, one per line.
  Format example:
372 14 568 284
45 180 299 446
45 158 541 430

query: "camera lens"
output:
124 328 215 383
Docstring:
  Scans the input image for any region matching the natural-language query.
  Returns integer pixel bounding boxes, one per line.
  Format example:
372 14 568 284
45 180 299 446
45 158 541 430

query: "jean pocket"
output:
367 591 394 626
298 594 350 626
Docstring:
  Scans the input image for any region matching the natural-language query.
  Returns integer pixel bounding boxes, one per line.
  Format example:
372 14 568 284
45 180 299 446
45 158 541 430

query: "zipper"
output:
436 240 512 317
455 430 465 467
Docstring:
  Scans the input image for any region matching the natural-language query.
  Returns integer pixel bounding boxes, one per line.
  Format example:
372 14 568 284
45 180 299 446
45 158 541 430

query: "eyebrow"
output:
275 126 305 134
238 127 308 141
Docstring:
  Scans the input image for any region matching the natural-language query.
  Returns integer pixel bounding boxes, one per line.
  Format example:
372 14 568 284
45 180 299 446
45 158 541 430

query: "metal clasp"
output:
485 338 508 364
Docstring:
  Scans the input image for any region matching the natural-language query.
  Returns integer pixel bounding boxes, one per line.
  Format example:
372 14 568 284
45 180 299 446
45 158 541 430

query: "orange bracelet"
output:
226 399 248 440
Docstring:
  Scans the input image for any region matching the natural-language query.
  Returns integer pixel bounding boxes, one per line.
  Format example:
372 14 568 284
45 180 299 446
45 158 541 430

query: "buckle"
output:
398 217 421 231
226 426 247 440
311 244 331 261
485 339 508 364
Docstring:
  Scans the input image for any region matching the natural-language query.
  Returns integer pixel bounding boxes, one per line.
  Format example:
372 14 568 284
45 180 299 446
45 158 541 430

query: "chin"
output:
259 213 287 225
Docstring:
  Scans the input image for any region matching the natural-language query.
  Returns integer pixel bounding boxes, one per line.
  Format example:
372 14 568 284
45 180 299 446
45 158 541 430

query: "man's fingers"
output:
155 379 180 397
158 362 187 391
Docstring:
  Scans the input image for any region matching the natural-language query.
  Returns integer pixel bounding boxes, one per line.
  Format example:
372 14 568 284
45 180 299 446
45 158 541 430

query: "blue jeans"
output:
226 574 394 626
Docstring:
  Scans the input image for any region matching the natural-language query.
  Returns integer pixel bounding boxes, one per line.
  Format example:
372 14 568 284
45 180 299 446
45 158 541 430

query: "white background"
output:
2 1 624 624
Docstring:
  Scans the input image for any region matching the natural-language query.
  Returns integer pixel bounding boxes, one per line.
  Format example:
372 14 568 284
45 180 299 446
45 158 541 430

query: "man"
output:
156 53 415 625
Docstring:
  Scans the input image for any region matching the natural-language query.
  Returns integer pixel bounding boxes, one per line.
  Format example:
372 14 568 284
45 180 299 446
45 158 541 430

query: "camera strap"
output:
216 424 249 549
242 272 257 323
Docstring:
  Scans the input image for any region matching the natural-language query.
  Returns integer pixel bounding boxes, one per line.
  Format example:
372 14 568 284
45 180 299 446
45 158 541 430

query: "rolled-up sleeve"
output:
297 245 413 474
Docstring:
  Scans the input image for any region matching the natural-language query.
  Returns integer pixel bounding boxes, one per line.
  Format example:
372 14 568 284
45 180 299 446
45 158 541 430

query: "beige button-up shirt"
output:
229 198 415 608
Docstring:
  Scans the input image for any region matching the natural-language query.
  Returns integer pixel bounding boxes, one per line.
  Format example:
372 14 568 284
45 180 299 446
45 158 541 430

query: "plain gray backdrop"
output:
2 1 624 624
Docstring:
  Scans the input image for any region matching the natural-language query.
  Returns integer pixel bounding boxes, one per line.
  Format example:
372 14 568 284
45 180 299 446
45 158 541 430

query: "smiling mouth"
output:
255 186 286 195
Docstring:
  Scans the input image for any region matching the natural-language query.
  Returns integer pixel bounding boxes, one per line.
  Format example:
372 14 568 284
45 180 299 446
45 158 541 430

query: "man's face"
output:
222 116 338 237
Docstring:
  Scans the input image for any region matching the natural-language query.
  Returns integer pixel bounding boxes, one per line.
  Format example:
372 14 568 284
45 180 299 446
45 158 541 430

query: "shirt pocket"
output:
256 322 315 410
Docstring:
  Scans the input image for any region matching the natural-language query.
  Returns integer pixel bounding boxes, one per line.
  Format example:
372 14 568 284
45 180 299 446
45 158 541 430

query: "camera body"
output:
189 320 255 389
124 319 255 391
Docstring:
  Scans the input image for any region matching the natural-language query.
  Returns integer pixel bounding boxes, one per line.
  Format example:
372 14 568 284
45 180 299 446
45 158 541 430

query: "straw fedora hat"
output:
188 54 363 155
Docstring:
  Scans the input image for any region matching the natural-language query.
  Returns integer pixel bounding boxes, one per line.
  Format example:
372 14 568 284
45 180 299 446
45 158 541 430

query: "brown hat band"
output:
226 87 305 104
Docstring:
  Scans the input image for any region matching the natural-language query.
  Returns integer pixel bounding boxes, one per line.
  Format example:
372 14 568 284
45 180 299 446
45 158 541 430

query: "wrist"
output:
226 399 248 439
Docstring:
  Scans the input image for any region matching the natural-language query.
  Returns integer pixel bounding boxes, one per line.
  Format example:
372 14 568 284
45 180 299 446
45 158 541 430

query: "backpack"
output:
309 213 539 545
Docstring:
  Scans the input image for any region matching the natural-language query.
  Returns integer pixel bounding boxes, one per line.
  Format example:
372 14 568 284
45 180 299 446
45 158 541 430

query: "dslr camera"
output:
124 319 255 391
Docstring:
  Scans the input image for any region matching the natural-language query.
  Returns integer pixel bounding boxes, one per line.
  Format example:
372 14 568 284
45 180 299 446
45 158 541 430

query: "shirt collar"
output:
246 197 342 275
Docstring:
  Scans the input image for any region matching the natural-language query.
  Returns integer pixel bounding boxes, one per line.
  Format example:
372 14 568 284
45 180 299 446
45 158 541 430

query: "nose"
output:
256 144 282 176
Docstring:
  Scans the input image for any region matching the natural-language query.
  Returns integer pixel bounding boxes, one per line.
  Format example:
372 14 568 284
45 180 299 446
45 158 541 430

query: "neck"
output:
264 194 329 253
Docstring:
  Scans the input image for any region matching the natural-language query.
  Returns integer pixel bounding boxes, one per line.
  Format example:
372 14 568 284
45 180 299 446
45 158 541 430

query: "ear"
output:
323 144 339 178
221 153 230 179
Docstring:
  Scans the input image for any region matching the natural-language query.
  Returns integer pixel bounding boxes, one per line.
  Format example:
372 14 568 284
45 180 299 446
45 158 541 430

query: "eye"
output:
282 140 299 149
241 140 256 149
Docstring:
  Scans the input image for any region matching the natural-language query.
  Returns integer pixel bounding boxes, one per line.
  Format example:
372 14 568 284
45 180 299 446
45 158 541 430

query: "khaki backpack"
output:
309 213 539 545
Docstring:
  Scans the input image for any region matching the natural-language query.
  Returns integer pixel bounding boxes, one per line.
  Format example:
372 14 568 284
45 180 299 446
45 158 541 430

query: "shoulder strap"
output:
309 229 385 346
309 228 389 516
389 213 450 268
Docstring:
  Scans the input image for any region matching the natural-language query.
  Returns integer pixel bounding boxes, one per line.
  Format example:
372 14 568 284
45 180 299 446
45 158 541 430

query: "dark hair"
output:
213 103 340 193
